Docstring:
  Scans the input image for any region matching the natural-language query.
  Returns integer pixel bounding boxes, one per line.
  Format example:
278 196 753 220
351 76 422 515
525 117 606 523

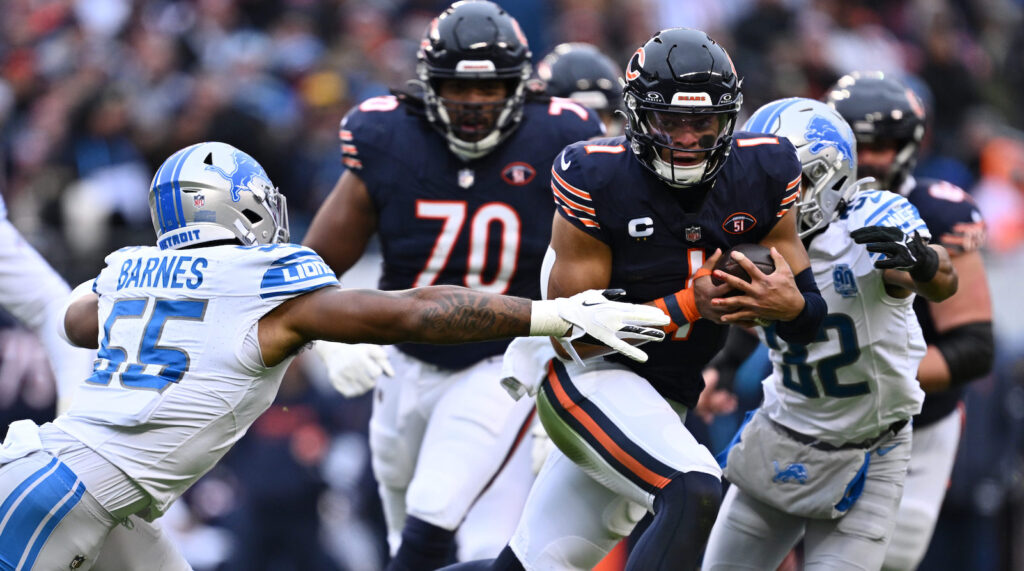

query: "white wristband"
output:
529 300 571 337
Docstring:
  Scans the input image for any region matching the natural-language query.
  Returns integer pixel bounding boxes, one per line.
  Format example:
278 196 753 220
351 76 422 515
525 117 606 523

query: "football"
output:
711 243 776 289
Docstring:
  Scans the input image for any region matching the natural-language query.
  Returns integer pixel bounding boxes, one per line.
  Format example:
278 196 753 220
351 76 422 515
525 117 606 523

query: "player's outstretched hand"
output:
312 341 394 397
851 226 939 281
712 247 804 326
545 289 669 363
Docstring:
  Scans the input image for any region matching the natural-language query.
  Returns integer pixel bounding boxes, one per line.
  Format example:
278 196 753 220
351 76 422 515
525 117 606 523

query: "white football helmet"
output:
743 98 859 238
149 142 289 249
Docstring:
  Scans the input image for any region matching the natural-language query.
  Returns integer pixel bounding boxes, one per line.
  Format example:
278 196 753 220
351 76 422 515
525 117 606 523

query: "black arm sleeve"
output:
775 267 826 345
934 321 994 386
707 326 761 393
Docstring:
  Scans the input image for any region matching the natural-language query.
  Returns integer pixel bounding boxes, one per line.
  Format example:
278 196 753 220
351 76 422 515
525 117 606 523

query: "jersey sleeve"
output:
338 95 403 180
914 180 986 254
550 142 608 242
849 191 931 266
258 245 339 300
734 133 802 223
764 136 803 221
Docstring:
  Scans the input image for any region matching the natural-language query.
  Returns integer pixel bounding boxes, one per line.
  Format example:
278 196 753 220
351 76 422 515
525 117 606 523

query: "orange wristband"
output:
653 288 701 333
693 268 712 281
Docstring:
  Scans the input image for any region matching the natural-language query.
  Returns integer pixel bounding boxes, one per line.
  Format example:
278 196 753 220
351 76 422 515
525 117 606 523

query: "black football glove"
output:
850 226 939 282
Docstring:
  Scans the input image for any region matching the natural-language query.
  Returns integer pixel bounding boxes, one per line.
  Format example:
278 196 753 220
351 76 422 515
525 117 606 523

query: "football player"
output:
703 98 958 569
301 1 605 568
826 71 994 571
0 196 95 414
446 28 828 571
0 141 667 571
538 42 624 135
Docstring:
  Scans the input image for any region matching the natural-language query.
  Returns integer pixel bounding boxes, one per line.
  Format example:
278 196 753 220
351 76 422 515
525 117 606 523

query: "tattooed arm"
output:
260 285 541 367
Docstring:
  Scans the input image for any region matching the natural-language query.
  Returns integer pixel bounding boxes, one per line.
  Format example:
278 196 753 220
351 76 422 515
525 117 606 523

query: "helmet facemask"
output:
629 101 737 186
421 73 529 160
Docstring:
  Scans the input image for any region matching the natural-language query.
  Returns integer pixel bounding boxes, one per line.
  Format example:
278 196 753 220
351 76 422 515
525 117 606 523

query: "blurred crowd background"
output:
2 0 1024 569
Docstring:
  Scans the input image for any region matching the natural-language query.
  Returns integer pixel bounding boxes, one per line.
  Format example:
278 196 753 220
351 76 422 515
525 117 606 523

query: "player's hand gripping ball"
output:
711 243 776 296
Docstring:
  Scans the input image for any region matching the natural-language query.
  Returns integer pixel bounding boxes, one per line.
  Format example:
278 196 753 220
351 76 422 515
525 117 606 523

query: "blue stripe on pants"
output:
0 458 83 571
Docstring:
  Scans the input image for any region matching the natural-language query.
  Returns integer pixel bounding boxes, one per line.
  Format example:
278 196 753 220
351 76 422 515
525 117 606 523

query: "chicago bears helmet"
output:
622 28 742 187
743 98 858 238
149 142 289 250
539 43 621 112
824 71 926 191
417 0 532 160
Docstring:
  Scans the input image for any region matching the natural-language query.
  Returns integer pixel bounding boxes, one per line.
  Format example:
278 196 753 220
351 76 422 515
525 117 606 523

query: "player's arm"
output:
259 282 667 368
62 288 99 349
917 248 993 392
850 226 957 302
302 169 377 275
879 243 956 302
544 214 615 361
712 208 826 344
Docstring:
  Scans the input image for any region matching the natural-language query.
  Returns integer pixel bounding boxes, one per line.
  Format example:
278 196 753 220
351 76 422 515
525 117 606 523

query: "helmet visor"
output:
644 111 729 166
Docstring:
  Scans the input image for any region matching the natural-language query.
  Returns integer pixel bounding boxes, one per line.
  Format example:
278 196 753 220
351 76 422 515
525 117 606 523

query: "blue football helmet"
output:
149 142 289 249
743 98 858 238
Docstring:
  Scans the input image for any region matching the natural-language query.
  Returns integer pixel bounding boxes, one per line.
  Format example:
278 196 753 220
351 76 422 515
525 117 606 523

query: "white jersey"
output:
53 243 337 519
761 190 928 444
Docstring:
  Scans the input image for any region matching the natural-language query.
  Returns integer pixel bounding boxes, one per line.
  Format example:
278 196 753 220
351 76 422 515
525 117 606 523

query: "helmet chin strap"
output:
447 129 502 161
651 154 708 186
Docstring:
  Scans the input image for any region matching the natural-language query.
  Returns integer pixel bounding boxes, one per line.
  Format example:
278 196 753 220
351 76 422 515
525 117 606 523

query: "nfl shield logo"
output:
194 194 205 208
458 168 475 189
685 225 701 242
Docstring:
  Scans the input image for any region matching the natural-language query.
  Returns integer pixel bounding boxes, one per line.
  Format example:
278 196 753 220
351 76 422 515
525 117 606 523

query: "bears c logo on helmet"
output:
625 47 645 81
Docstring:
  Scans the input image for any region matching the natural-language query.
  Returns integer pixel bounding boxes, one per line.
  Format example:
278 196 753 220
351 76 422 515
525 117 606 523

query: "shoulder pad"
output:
550 141 610 232
847 190 930 241
256 245 338 300
912 178 986 252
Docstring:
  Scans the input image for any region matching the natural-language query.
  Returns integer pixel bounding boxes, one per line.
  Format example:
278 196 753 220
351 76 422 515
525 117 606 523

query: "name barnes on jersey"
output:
115 248 332 291
552 131 802 408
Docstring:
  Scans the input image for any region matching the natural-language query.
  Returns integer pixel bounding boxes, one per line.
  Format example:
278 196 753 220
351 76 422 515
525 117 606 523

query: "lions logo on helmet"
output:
150 142 289 250
203 151 274 204
743 98 859 239
805 116 855 162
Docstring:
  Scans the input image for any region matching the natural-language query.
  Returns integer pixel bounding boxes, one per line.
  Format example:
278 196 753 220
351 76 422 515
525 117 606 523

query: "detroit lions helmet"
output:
149 142 289 249
824 71 926 191
622 28 742 188
417 0 532 160
743 98 858 238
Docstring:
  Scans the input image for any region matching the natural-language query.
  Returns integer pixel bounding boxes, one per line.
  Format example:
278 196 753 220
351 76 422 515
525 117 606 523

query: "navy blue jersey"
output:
341 94 603 369
552 132 803 407
903 177 987 426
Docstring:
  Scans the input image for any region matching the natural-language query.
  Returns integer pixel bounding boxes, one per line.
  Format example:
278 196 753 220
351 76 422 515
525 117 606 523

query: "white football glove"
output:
531 289 669 365
311 341 394 398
